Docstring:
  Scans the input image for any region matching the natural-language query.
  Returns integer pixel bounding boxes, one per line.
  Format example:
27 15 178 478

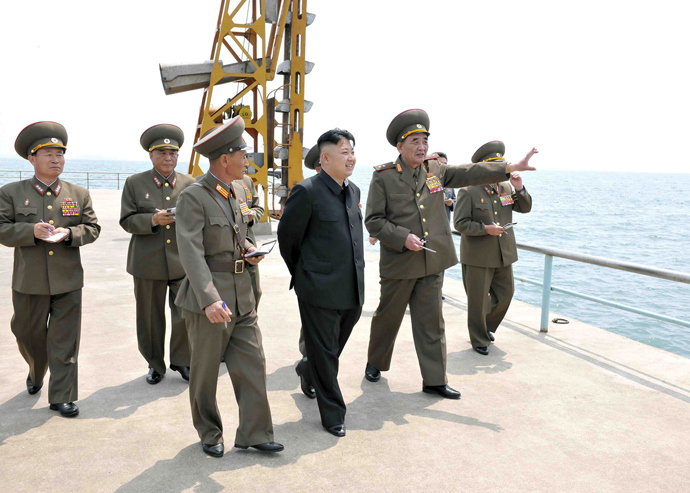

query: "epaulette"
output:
373 162 397 172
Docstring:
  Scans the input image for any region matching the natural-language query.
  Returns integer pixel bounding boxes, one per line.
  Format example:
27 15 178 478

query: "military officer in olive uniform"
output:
175 116 282 458
454 141 536 355
364 109 537 399
120 124 194 384
293 144 321 400
0 121 100 417
236 170 265 306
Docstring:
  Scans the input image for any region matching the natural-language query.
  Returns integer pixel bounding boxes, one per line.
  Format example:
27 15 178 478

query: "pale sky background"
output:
1 0 689 173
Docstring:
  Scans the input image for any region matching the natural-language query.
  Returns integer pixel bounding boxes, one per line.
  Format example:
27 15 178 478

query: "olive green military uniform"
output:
236 175 265 307
454 143 532 349
0 122 100 406
365 157 508 384
175 118 274 448
0 177 100 404
120 168 194 375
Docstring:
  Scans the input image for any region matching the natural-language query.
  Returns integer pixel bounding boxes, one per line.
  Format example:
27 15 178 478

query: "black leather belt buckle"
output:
234 259 244 274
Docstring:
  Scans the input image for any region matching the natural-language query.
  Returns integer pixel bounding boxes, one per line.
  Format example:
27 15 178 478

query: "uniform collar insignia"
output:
215 183 230 199
153 175 163 188
396 162 403 173
33 182 45 195
54 183 62 196
171 174 177 189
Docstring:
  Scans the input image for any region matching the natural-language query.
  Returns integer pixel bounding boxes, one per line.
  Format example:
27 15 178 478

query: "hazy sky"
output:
1 0 689 173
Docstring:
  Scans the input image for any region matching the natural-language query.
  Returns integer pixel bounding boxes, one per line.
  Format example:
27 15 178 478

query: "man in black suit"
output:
278 128 364 438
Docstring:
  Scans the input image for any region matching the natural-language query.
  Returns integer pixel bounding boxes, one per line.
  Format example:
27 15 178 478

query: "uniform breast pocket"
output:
473 203 491 221
16 207 38 217
208 216 230 228
137 200 157 212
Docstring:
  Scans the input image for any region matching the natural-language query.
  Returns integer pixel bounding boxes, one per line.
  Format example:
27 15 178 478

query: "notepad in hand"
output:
245 239 277 258
43 231 68 243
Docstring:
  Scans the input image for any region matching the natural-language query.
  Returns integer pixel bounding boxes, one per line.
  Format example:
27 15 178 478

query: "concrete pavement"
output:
1 189 689 492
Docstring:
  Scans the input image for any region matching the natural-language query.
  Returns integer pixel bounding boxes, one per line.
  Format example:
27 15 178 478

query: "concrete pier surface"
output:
1 189 689 493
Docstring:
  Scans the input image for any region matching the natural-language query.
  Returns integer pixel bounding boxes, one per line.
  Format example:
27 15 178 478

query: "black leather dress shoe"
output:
49 402 79 417
295 359 316 399
202 443 224 457
365 363 381 382
170 365 190 382
325 424 346 437
422 385 461 400
26 375 42 395
488 332 495 342
146 368 163 385
234 441 284 452
474 346 489 355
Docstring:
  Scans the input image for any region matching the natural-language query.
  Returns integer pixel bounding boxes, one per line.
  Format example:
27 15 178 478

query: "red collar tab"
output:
153 175 163 188
215 183 230 199
54 183 62 196
33 182 46 195
171 175 177 189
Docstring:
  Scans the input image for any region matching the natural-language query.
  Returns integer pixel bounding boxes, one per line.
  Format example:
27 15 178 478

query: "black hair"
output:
436 152 448 160
317 128 355 152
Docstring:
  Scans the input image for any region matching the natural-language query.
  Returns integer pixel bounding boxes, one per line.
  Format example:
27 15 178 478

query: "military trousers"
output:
11 289 81 404
462 264 514 348
181 305 274 447
133 276 189 375
368 273 448 386
247 264 262 307
298 300 361 428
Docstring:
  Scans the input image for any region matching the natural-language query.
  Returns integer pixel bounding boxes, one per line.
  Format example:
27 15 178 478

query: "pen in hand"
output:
40 219 53 233
222 301 228 328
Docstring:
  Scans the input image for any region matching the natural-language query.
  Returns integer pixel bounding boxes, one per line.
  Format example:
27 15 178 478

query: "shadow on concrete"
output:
115 364 502 493
0 374 190 446
447 345 513 376
503 320 690 404
347 378 503 432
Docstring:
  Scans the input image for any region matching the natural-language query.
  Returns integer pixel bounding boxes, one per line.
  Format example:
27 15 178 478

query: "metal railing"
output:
0 170 136 190
514 242 690 332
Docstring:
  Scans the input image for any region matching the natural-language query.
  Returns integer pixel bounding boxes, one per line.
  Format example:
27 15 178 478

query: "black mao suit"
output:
278 169 364 428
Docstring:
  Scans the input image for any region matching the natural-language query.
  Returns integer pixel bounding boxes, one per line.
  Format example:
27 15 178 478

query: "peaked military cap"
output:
472 141 506 163
304 145 320 170
193 116 247 160
140 124 184 152
14 121 68 159
386 109 430 146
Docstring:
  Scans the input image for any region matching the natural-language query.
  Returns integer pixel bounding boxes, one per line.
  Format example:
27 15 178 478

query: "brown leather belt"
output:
206 258 245 274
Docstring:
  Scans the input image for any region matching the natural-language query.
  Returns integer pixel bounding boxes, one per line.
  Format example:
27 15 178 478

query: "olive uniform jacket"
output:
454 183 532 268
278 171 365 310
0 177 100 295
174 173 256 315
120 169 195 280
364 156 508 279
236 175 264 245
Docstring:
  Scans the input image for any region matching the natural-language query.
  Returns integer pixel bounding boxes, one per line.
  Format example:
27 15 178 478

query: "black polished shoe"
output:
422 385 461 400
325 424 346 437
295 358 316 399
49 402 79 417
202 443 224 458
234 441 284 452
365 363 381 382
170 365 190 382
26 375 42 395
488 332 495 342
146 368 163 385
474 346 489 355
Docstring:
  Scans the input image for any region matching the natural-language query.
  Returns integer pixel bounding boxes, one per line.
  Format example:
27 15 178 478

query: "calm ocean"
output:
2 157 689 359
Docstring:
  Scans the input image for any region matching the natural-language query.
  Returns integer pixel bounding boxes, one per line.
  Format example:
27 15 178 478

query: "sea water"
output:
2 158 689 358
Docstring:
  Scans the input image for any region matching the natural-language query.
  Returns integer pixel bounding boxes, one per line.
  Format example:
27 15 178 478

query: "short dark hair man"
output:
278 128 364 437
